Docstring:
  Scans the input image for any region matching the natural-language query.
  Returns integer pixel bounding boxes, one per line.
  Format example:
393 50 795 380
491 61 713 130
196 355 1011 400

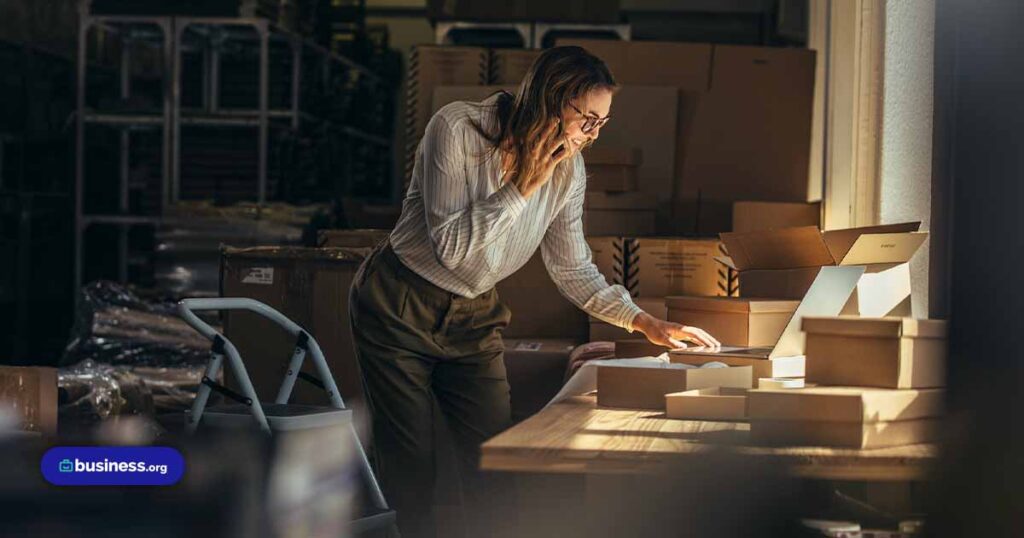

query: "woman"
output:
350 46 720 536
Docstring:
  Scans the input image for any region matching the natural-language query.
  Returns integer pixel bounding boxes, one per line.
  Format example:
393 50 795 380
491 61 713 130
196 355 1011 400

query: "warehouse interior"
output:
2 0 1023 537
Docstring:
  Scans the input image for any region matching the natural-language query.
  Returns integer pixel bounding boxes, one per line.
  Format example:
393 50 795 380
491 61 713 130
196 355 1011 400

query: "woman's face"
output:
561 88 613 154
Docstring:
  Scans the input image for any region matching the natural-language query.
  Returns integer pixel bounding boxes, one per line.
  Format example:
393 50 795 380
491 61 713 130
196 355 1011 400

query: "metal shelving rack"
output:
74 7 393 293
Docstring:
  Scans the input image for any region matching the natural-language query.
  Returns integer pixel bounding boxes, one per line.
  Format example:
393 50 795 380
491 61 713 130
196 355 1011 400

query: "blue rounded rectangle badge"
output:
42 446 184 486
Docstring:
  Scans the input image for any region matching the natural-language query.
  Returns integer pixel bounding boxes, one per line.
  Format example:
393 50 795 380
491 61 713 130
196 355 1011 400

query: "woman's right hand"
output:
510 119 574 198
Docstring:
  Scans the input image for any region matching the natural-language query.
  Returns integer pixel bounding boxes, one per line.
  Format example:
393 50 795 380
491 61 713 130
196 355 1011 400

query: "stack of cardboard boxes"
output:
594 222 945 450
748 316 947 448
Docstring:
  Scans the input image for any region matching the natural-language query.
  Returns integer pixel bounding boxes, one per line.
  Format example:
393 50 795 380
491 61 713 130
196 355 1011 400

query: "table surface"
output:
481 394 938 481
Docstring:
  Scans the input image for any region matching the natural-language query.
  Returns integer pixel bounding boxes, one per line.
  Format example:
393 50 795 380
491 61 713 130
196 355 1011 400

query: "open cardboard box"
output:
665 387 749 421
597 363 752 410
721 222 928 317
669 264 866 386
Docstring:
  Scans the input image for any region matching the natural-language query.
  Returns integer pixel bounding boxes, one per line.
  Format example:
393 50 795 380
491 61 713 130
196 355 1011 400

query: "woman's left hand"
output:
632 312 721 350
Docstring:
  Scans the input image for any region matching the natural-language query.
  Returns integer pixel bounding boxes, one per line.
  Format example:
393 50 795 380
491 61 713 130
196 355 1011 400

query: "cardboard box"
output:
750 418 942 449
489 49 542 84
586 86 678 231
431 84 515 115
586 236 729 298
722 222 928 317
666 297 800 347
317 229 390 248
680 46 817 203
221 247 367 411
669 352 805 386
588 297 665 342
584 147 641 192
747 386 945 422
748 386 944 448
665 387 749 421
503 339 578 422
597 363 752 410
405 46 489 184
584 192 657 236
558 39 712 90
732 201 821 233
672 196 734 237
429 0 620 23
803 317 948 389
497 252 588 340
0 366 57 437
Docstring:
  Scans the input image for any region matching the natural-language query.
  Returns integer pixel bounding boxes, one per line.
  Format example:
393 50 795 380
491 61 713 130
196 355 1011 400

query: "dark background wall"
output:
931 0 1024 535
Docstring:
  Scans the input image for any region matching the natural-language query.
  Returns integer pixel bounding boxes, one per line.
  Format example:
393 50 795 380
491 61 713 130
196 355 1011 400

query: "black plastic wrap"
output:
62 281 211 367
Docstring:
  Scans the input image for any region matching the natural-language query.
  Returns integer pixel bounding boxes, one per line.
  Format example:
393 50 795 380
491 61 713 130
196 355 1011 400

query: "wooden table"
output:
482 394 937 481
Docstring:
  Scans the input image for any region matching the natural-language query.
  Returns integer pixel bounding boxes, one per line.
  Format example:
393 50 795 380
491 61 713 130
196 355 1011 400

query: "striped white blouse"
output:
390 94 643 331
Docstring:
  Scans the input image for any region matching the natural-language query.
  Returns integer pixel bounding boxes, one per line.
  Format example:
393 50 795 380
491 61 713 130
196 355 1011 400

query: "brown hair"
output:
474 46 617 183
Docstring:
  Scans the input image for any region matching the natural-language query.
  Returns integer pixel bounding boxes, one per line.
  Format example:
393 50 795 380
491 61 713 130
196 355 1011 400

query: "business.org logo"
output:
42 447 184 486
54 457 168 475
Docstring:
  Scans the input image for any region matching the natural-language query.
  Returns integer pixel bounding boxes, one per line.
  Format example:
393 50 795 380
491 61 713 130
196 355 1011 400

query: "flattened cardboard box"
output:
803 317 948 389
497 252 588 340
557 39 713 90
597 364 752 410
750 418 941 449
431 84 515 115
666 297 799 347
584 192 657 236
405 46 489 183
0 366 57 437
584 86 678 230
584 146 641 193
665 387 749 421
504 339 579 422
489 49 542 84
732 201 821 233
679 46 817 203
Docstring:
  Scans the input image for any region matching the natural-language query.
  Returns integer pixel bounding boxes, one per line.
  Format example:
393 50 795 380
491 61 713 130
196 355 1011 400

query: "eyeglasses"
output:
568 103 611 134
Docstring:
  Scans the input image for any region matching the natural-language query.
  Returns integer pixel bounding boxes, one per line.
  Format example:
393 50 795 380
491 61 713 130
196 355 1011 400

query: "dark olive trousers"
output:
349 241 514 538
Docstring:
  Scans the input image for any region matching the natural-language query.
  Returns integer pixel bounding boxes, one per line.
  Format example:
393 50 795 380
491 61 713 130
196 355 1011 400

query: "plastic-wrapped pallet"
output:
62 281 211 367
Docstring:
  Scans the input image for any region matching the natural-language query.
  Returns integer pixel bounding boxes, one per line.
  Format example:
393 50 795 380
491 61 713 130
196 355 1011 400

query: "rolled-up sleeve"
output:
420 114 528 270
540 154 645 331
